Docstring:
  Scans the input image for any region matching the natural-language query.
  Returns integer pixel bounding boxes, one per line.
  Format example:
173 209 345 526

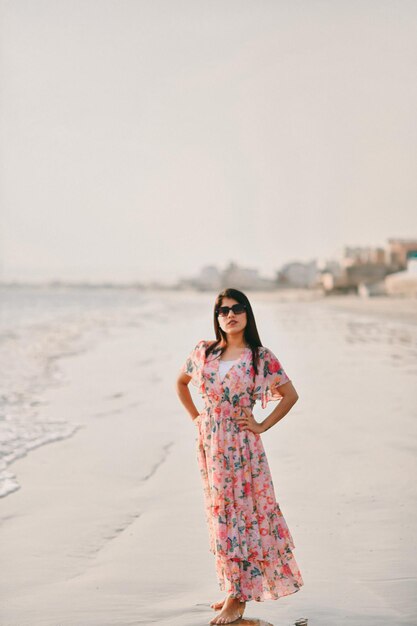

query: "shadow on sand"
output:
204 617 309 626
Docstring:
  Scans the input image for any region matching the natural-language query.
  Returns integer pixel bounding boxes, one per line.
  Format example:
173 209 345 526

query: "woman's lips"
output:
228 321 237 326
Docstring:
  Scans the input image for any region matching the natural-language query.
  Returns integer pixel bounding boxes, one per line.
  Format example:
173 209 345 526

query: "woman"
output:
176 288 304 625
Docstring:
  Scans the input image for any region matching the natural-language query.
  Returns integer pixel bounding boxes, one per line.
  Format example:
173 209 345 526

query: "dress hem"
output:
214 550 304 603
218 580 303 603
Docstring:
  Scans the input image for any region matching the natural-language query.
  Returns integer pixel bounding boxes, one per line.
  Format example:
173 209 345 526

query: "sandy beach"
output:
0 289 416 626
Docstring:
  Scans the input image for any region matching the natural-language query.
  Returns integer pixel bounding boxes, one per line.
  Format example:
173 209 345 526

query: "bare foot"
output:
209 595 246 624
210 597 227 611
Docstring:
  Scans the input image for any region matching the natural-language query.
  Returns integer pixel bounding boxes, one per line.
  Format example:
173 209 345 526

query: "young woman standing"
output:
176 288 304 625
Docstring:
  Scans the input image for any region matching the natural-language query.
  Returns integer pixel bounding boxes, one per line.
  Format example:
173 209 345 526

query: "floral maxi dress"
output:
181 340 304 603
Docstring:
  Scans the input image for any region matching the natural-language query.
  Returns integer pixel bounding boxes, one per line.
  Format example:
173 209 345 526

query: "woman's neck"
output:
222 334 247 350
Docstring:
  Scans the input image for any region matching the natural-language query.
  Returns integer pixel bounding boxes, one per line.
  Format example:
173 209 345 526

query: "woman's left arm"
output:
238 382 299 434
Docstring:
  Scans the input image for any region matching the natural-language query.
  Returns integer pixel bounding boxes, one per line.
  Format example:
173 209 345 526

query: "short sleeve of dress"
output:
180 339 207 392
253 346 291 409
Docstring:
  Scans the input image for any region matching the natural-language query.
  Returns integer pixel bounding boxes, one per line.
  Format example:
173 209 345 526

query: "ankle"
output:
228 595 245 603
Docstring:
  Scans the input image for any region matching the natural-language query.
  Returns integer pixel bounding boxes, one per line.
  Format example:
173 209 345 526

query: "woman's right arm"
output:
175 372 200 423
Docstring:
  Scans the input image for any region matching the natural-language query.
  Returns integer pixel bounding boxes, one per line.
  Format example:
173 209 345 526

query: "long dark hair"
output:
205 287 263 376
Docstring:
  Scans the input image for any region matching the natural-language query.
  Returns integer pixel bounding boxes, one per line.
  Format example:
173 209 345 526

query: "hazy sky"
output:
1 0 416 283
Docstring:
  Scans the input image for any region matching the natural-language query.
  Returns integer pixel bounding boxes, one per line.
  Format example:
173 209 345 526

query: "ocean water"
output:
0 285 154 498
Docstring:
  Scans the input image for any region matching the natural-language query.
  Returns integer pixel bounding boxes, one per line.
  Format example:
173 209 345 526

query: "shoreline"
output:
0 294 415 625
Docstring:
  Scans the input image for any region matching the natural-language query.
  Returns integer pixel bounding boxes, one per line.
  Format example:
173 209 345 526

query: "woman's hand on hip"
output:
236 407 264 434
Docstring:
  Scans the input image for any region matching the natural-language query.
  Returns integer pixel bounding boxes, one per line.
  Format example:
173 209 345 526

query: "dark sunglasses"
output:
216 303 247 317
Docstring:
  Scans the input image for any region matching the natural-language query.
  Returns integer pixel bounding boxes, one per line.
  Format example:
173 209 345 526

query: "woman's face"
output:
217 297 248 336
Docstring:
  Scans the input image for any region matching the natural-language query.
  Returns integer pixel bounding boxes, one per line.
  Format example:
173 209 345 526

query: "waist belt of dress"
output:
203 404 254 417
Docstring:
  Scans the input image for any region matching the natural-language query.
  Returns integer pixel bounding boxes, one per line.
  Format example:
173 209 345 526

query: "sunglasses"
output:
216 303 247 317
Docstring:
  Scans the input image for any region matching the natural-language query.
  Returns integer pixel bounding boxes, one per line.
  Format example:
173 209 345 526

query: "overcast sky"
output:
1 0 416 283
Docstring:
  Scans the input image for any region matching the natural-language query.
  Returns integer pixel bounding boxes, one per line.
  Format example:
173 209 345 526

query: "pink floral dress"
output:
181 339 304 603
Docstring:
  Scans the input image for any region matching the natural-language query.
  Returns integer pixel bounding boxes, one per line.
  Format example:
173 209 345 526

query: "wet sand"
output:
0 291 416 625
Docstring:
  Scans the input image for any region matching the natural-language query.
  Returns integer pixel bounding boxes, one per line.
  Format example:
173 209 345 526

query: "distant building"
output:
385 254 417 297
343 245 386 265
318 243 407 294
317 260 347 293
175 238 417 296
197 265 222 290
386 238 417 269
345 263 388 286
221 262 275 291
278 260 320 288
176 261 276 291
